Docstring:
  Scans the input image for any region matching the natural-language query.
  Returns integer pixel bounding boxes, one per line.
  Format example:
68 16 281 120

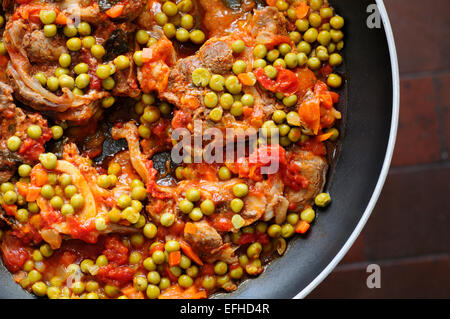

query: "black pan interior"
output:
0 0 394 298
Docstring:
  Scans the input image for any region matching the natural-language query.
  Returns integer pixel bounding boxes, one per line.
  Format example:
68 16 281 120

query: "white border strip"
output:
294 0 400 299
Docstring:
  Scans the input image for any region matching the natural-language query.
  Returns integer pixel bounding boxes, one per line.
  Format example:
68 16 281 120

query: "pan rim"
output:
293 0 400 299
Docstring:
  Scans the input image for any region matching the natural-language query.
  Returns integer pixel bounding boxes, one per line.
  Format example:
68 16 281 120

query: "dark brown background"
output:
309 0 450 298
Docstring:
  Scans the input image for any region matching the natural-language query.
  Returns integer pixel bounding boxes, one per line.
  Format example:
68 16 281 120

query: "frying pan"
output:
0 0 399 298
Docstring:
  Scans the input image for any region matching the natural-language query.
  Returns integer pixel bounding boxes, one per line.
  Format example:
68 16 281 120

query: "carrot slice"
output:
26 185 41 202
296 1 310 19
168 251 181 267
238 73 256 86
295 220 310 234
15 182 29 197
55 12 71 25
316 131 334 142
106 4 125 18
180 240 204 266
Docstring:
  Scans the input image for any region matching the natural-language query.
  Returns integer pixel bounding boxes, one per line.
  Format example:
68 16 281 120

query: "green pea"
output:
240 94 254 107
39 10 56 25
304 28 318 43
330 16 345 29
142 106 161 123
178 274 193 288
162 1 178 16
43 24 57 37
230 198 244 213
283 94 298 107
272 110 286 124
50 196 63 209
113 55 131 70
253 44 267 58
209 74 225 91
329 53 343 66
233 183 248 198
26 125 42 140
189 207 203 221
59 173 72 187
136 30 150 45
82 36 96 49
70 194 85 210
190 30 205 44
35 72 47 86
295 18 309 32
102 77 115 90
219 93 234 109
273 58 286 68
281 223 295 238
230 266 244 279
225 76 242 94
202 276 216 290
146 271 160 285
96 65 112 80
18 164 31 177
28 202 40 214
131 186 146 201
1 182 13 193
186 188 201 202
61 203 74 216
309 13 322 28
178 0 193 12
3 190 17 205
230 101 243 116
7 136 21 151
32 282 47 297
317 30 331 46
307 57 321 70
327 73 342 88
16 208 28 223
300 208 316 223
232 40 245 54
160 212 175 227
146 284 160 299
58 74 74 89
66 38 81 51
330 29 344 43
209 107 223 122
90 44 105 59
176 28 190 42
152 250 165 265
204 91 218 108
264 65 278 79
266 49 279 62
214 261 228 275
75 21 90 36
287 127 302 142
320 7 334 18
247 242 262 258
39 153 57 170
253 58 267 69
141 223 157 240
232 60 247 75
200 199 215 216
180 14 195 30
275 0 288 11
267 224 281 238
297 52 308 66
74 73 90 89
40 185 54 200
278 43 291 56
63 24 77 37
49 125 63 140
162 23 176 38
192 68 211 87
315 193 331 207
218 166 231 180
297 41 312 55
289 31 301 44
284 52 298 69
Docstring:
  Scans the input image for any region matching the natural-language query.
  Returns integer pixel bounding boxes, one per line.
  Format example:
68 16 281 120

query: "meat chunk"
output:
198 40 234 75
0 82 51 183
4 17 108 123
284 147 328 211
251 6 289 45
184 220 237 264
22 29 68 63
